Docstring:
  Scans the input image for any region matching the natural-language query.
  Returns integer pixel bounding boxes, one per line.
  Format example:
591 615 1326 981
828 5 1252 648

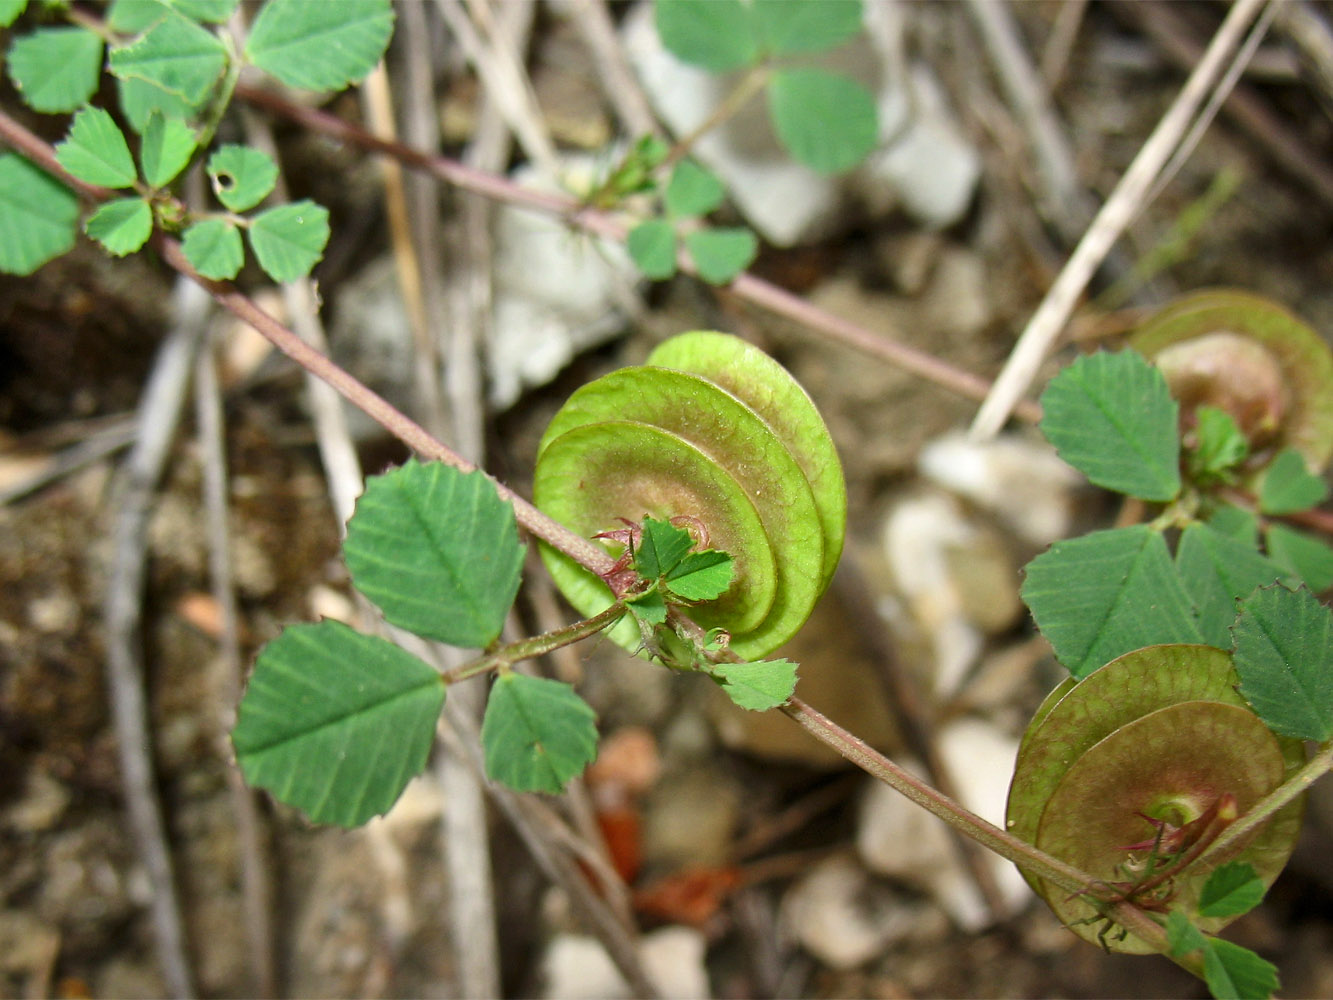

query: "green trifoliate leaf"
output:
1189 405 1249 483
1232 583 1333 741
481 673 598 794
1022 525 1203 679
246 200 329 282
117 74 200 134
627 585 668 627
108 0 170 34
1197 862 1266 919
655 0 758 71
627 218 677 280
1167 910 1208 958
752 0 862 55
56 107 139 189
1039 350 1181 501
172 0 238 22
1207 504 1260 546
6 27 104 113
635 516 694 579
711 658 798 711
207 144 278 212
245 0 394 92
1265 523 1333 592
85 197 153 256
110 0 237 33
181 218 244 279
1203 939 1279 1000
232 621 445 827
343 460 523 648
139 112 196 188
109 6 227 105
665 160 725 218
768 68 878 174
1176 522 1292 649
1258 448 1330 515
0 0 27 27
684 226 757 285
631 517 735 601
0 153 78 276
666 549 734 602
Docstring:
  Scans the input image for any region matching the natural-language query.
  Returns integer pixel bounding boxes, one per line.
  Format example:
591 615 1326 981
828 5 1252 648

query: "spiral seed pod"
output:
1130 289 1333 468
1007 645 1304 954
534 331 846 659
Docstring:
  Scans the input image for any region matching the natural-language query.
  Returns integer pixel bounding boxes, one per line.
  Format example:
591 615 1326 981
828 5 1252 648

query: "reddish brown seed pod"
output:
1130 289 1333 470
1007 644 1305 953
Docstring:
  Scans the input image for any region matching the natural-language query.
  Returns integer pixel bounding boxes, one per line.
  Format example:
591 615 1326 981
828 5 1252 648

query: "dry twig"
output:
194 332 276 998
103 278 208 999
969 0 1270 440
963 0 1094 242
1116 0 1333 209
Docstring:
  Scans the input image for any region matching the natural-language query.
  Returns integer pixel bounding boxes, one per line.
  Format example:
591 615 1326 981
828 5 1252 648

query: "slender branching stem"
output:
151 235 621 578
779 695 1191 966
228 84 1039 420
442 603 627 685
662 63 772 170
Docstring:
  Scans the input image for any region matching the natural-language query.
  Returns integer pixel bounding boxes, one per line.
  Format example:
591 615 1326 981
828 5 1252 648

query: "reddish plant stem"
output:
0 109 113 200
153 238 617 577
233 83 1041 423
0 103 1179 967
781 696 1189 964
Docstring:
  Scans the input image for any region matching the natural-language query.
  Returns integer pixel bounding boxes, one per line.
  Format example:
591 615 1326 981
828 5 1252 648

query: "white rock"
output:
917 431 1083 546
489 158 640 409
881 491 984 697
621 2 979 246
857 719 1031 931
621 4 838 247
332 156 638 418
857 65 981 230
541 927 710 1000
781 854 907 969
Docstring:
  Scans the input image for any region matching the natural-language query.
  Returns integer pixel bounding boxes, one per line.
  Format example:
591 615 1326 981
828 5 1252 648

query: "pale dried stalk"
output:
104 279 209 999
969 0 1270 441
194 336 276 998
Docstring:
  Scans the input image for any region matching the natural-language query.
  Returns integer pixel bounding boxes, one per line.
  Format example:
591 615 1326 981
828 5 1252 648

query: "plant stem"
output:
227 85 1038 421
149 235 620 579
779 695 1189 964
662 63 772 170
442 602 627 685
1196 738 1333 871
781 697 1086 892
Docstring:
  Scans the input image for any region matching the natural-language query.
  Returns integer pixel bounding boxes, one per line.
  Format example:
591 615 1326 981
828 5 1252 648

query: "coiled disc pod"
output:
1006 645 1305 953
1129 289 1333 467
534 331 846 659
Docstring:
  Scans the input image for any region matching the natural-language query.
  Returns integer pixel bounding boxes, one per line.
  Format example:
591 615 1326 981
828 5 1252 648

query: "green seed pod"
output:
1007 644 1305 953
534 331 846 659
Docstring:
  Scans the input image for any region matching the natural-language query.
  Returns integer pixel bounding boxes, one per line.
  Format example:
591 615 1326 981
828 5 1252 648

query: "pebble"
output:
880 490 1021 698
541 926 710 999
489 157 639 409
917 432 1083 548
856 719 1030 931
641 764 741 870
621 1 979 246
779 853 911 970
